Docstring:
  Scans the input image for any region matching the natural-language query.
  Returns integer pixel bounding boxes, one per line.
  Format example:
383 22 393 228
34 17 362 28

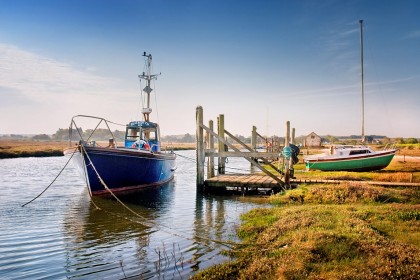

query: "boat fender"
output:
132 140 150 150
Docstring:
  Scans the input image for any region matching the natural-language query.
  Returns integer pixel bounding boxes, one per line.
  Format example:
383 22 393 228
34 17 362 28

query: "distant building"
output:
304 132 322 147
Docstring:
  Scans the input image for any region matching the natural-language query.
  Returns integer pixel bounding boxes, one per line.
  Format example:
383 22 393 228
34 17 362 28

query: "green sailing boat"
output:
304 20 397 172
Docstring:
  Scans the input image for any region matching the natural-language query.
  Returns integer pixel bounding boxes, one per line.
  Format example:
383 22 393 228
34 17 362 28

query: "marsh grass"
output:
0 140 67 158
192 183 420 279
270 182 420 205
0 140 195 159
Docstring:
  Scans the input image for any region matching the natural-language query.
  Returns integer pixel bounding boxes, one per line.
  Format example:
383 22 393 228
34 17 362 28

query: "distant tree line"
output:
1 131 418 145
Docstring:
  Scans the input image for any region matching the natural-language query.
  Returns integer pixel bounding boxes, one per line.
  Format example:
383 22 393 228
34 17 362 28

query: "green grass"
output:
192 184 420 280
270 182 420 205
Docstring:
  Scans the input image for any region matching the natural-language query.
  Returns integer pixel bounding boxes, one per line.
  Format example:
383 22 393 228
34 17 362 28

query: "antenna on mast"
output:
138 52 160 122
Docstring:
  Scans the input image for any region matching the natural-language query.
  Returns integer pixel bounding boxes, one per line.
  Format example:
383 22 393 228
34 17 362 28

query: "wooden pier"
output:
204 174 283 194
205 174 420 194
195 106 298 194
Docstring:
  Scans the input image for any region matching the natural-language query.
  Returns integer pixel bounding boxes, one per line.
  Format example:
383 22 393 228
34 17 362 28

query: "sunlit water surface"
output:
0 150 265 279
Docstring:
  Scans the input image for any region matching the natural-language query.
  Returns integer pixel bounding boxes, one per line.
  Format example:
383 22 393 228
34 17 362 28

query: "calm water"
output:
0 150 263 279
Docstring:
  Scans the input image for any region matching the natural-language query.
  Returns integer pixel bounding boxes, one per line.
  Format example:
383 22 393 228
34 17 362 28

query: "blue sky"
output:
1 0 419 138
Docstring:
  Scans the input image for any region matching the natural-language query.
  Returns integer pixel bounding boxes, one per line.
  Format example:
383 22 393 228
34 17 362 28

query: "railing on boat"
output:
68 115 172 153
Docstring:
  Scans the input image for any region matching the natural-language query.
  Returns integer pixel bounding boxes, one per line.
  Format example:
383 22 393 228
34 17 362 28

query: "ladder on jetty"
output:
195 106 297 194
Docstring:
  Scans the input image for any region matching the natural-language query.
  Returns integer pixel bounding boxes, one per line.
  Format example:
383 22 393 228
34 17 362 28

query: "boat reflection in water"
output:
62 179 252 279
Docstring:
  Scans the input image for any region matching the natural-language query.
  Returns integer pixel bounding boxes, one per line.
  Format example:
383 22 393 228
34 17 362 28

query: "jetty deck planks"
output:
204 174 281 190
204 174 420 194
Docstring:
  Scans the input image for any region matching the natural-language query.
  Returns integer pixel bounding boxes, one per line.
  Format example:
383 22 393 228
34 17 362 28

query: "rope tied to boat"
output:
21 146 78 207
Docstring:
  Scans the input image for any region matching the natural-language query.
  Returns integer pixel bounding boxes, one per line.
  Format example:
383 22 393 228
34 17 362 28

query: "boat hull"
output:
305 150 396 172
65 146 176 196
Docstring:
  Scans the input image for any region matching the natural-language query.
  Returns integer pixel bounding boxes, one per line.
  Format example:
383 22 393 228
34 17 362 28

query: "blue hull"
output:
66 146 176 196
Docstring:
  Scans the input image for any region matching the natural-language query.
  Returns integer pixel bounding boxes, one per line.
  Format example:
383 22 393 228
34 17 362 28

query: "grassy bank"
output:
193 183 420 279
0 140 195 159
0 140 68 159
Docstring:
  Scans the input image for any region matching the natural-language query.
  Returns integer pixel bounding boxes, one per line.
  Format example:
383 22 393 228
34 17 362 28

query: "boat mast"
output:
359 20 365 144
139 52 160 122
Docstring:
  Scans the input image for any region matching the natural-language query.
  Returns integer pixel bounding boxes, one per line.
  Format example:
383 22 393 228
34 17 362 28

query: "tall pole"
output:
359 19 365 144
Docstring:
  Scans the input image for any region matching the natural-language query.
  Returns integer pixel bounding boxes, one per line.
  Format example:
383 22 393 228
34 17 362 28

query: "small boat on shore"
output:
64 52 176 196
304 145 396 171
304 20 397 172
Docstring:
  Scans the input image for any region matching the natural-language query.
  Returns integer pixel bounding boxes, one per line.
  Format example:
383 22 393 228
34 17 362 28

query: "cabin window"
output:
349 150 370 155
141 128 157 141
127 128 139 140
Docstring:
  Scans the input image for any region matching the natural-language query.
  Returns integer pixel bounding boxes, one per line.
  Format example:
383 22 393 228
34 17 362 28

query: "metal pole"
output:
359 19 365 144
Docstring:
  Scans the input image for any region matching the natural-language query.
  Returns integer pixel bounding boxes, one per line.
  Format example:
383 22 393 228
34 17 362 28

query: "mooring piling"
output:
196 106 205 192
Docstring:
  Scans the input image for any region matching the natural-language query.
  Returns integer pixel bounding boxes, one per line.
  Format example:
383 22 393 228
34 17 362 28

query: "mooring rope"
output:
21 146 78 207
173 152 196 162
80 145 239 249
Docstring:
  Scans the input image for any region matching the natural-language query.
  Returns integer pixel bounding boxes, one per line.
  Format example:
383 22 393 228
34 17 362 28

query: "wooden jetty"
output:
195 106 420 195
206 175 420 194
196 106 297 194
205 174 283 194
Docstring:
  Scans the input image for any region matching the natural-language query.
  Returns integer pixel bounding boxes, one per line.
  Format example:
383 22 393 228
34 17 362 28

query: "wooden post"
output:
284 121 291 187
207 120 215 178
285 122 290 147
251 126 257 151
251 125 257 167
217 115 225 175
292 128 295 145
196 106 205 191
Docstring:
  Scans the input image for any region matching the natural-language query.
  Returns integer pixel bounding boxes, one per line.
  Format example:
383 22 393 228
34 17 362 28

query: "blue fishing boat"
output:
64 53 176 196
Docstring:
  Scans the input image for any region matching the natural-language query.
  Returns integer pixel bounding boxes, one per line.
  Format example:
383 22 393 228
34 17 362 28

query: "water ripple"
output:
0 152 261 279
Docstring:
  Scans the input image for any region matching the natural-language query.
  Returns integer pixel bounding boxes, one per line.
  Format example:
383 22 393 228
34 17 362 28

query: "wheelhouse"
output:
124 121 161 152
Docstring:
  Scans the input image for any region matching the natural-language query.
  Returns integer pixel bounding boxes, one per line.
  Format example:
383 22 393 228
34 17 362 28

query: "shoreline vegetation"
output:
0 140 195 159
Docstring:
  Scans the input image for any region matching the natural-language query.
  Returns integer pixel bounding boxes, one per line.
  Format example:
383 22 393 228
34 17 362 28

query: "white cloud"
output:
0 43 140 134
405 29 420 39
0 43 122 100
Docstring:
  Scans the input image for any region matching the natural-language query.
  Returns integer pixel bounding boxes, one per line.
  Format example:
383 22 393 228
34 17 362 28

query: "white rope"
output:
22 147 78 207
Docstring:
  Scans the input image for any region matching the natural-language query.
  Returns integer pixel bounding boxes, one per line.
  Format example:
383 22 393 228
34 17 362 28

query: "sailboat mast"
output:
139 52 159 122
359 19 365 144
